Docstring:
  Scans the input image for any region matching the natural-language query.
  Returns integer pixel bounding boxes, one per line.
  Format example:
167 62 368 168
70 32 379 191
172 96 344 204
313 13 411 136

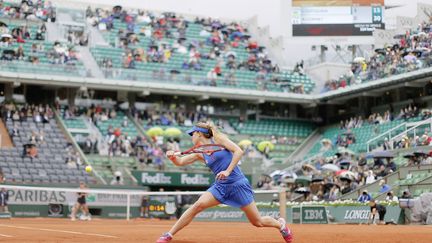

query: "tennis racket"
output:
174 144 225 156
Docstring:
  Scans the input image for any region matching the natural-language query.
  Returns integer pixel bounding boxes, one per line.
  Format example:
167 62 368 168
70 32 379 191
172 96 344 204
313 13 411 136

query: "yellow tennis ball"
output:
85 165 93 173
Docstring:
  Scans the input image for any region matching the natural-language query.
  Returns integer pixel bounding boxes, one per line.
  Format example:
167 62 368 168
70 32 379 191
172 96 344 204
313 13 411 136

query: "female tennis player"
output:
156 122 293 243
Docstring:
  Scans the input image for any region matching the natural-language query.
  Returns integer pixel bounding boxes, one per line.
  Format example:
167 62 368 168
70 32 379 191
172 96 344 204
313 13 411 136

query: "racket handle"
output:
174 151 181 156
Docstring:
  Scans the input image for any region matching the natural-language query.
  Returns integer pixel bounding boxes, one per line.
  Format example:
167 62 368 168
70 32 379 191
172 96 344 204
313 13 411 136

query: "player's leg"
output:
241 201 293 243
81 203 89 214
241 201 281 228
156 192 220 243
169 192 220 235
82 204 91 220
70 203 79 220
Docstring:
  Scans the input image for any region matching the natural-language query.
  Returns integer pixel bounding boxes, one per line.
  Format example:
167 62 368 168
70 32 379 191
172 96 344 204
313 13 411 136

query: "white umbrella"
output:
225 51 237 58
269 170 281 177
353 57 365 63
294 187 310 194
1 33 12 39
322 163 340 172
418 32 428 37
339 171 356 179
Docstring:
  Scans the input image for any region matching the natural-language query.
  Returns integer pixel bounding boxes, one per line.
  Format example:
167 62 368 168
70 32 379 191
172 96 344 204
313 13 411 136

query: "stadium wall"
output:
195 205 403 224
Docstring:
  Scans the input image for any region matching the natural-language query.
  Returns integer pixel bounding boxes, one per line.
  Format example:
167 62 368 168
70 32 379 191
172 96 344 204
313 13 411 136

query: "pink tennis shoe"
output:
156 232 173 243
278 218 293 243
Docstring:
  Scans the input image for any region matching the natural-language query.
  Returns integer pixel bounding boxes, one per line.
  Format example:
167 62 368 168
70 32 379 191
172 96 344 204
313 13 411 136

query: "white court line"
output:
0 224 118 238
0 233 13 238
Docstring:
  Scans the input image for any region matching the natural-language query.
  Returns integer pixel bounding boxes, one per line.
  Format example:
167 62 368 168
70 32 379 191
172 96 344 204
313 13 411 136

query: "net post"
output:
126 193 131 221
279 188 287 221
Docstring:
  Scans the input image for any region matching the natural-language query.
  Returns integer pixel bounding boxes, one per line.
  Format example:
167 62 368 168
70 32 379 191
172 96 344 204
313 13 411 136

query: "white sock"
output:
279 219 285 231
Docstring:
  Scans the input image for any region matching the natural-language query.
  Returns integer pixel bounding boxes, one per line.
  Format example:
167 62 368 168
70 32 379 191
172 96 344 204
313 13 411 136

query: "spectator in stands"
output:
9 124 19 138
256 175 273 190
401 190 412 199
65 151 78 169
206 69 217 86
29 131 38 143
110 171 124 185
420 133 432 146
293 60 305 76
424 151 432 164
36 130 45 145
328 185 340 201
383 138 392 150
385 191 398 202
385 158 397 173
365 170 376 184
340 179 357 194
358 190 372 203
83 136 93 154
122 116 128 127
16 45 25 60
153 147 164 170
379 179 391 193
372 157 385 170
376 165 389 178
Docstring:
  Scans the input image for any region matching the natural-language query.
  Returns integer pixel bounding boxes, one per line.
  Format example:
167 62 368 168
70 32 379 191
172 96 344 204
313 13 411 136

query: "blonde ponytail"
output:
196 121 226 141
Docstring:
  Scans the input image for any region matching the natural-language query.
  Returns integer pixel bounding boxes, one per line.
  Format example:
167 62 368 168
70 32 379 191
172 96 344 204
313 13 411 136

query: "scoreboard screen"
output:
148 195 176 218
292 0 385 36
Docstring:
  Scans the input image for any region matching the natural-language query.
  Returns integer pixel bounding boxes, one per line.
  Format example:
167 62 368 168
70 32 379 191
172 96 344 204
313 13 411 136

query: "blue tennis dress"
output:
203 148 254 208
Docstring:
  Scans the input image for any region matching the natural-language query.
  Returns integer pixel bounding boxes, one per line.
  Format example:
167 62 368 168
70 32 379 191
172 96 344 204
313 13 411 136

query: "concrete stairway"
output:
0 120 13 148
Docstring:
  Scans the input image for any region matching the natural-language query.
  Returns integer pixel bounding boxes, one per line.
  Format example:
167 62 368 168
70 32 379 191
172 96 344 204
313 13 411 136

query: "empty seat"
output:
19 168 29 174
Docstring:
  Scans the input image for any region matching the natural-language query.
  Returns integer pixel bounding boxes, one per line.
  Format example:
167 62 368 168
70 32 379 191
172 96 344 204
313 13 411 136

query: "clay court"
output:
0 218 431 243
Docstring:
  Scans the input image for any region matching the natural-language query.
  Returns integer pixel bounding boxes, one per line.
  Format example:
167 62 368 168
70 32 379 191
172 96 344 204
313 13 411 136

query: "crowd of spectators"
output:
2 103 53 124
1 102 58 161
339 111 394 131
66 30 88 46
85 6 311 93
0 23 45 47
131 107 207 127
0 23 80 67
63 105 179 171
338 108 417 131
322 18 432 92
0 0 55 22
257 150 409 202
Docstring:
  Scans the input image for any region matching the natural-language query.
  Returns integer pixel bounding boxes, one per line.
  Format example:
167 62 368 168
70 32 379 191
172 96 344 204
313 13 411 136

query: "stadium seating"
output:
0 119 95 184
0 19 86 77
96 112 139 138
90 17 315 93
230 119 314 137
63 117 88 130
324 19 432 92
305 118 422 158
229 119 314 159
